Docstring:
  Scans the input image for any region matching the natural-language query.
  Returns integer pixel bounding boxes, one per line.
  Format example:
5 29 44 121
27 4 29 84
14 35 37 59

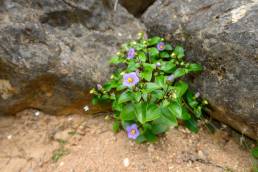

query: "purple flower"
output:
123 72 139 87
156 62 161 67
126 124 140 140
127 48 135 59
96 84 102 90
157 42 165 51
167 74 175 82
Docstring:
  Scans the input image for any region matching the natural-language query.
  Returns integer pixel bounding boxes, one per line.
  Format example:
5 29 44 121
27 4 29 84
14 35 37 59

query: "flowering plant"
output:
91 33 207 143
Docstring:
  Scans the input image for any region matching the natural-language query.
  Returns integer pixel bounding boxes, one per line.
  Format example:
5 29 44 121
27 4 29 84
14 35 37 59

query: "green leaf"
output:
151 123 168 135
116 85 126 91
112 120 120 133
140 63 155 81
148 47 159 57
151 107 178 134
174 81 188 97
134 103 161 124
184 118 199 133
136 134 146 143
127 61 140 72
142 91 148 101
134 103 146 124
103 80 119 91
173 68 188 78
134 43 145 51
252 147 258 159
118 91 132 104
138 51 147 62
168 101 191 120
182 107 191 120
109 56 123 64
155 75 166 88
92 96 99 105
144 130 157 142
151 90 164 100
160 60 176 73
120 103 135 121
173 46 185 58
143 63 156 70
140 70 152 81
112 101 123 112
148 36 161 46
188 63 203 72
165 44 173 51
146 104 161 122
160 51 170 58
146 82 161 92
168 101 182 119
133 92 142 102
194 106 202 118
186 91 199 108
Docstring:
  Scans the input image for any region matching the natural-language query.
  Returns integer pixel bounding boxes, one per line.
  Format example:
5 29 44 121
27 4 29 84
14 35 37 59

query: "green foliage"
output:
90 33 205 142
252 147 258 159
51 139 69 162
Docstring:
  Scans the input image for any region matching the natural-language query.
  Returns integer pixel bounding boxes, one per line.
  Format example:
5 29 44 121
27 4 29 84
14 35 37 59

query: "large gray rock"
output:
143 0 258 139
0 0 145 115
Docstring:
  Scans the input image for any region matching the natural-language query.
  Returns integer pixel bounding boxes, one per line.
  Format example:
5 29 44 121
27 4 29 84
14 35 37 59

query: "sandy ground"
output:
0 109 254 172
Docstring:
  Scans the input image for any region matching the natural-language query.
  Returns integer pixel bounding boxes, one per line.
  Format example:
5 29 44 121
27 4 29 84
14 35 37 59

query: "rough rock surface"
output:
143 0 258 139
0 0 145 115
120 0 156 17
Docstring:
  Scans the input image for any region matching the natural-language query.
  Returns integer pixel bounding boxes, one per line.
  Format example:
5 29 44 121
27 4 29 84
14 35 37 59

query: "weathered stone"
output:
143 0 258 139
0 0 145 115
119 0 156 17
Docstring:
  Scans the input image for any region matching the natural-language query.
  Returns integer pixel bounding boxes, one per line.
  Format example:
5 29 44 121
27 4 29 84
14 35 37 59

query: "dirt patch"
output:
0 110 253 172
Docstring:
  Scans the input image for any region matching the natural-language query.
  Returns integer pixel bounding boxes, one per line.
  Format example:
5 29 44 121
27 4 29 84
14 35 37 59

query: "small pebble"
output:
35 111 40 116
83 105 89 112
67 117 73 121
59 161 64 166
7 135 12 140
123 158 130 167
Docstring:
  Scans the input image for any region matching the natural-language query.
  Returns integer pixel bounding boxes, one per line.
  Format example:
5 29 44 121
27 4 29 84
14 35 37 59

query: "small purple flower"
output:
96 84 102 90
127 48 135 59
157 42 165 51
167 74 175 82
144 33 148 40
126 124 140 140
123 72 139 87
156 62 161 67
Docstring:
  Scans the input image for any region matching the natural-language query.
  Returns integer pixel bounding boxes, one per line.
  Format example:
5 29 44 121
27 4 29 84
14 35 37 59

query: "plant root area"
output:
0 110 253 172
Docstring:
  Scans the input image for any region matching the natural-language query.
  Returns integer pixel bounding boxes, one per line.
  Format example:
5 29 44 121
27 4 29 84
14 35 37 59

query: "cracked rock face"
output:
0 0 145 115
143 0 258 139
119 0 156 17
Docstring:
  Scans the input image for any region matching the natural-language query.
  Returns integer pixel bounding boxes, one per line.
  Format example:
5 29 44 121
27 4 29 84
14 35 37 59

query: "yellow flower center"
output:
130 129 136 135
127 77 134 83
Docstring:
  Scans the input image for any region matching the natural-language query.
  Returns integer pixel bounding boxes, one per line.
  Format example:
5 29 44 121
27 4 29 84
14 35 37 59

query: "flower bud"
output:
167 74 175 82
132 41 137 45
156 62 161 67
195 92 200 98
203 100 208 105
97 84 102 90
89 89 95 94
